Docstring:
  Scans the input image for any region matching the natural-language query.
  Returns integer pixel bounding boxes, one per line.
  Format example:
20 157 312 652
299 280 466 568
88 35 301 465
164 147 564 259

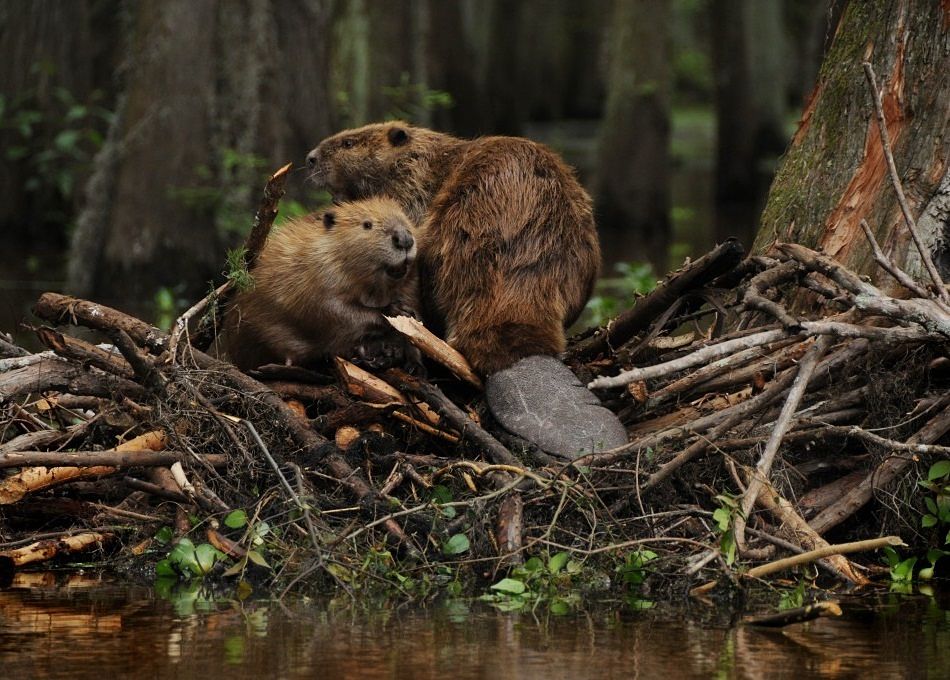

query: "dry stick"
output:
0 450 227 469
862 61 949 305
589 320 933 390
569 238 746 361
167 280 232 359
859 219 932 300
733 336 831 552
749 471 866 585
690 536 903 598
741 259 802 328
180 162 293 355
640 368 800 493
35 327 135 379
777 243 950 337
810 394 950 534
0 356 147 403
385 370 521 468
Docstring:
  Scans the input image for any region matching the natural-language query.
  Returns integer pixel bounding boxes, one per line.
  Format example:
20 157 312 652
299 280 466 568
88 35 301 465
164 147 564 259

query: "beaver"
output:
306 123 627 458
221 197 419 371
306 122 600 376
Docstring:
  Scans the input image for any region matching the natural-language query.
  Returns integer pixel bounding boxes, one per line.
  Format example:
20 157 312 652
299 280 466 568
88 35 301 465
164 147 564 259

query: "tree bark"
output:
595 0 671 267
67 0 335 302
753 0 950 286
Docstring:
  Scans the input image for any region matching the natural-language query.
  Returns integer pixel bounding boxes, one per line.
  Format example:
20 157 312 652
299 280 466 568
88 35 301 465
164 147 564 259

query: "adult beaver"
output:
306 123 626 457
221 197 419 371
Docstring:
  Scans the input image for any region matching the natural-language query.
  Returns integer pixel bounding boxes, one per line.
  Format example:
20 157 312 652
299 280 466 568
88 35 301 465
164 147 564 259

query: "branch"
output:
733 336 831 550
862 61 949 303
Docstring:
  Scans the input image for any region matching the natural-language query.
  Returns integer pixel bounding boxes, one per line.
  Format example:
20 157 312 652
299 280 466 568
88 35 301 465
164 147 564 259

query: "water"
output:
2 574 949 679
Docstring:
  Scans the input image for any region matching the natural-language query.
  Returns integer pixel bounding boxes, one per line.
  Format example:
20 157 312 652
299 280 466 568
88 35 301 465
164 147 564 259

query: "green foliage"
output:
0 62 113 226
442 533 470 556
155 537 228 580
226 247 254 292
919 460 950 546
382 72 454 123
882 546 917 585
480 552 583 614
153 285 191 331
584 261 657 327
617 549 657 610
712 493 740 566
777 580 807 611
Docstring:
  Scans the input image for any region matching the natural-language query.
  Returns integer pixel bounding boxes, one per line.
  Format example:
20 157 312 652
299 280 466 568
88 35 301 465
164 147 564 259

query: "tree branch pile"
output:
1 153 947 601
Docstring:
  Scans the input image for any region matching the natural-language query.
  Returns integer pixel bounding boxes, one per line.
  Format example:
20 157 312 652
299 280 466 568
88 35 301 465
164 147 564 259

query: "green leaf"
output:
929 460 950 481
548 551 569 574
246 550 270 568
194 543 225 574
443 533 470 556
712 507 731 532
925 496 939 515
549 600 570 616
522 556 543 573
224 509 248 529
490 578 526 595
154 526 174 545
923 514 938 528
155 559 176 578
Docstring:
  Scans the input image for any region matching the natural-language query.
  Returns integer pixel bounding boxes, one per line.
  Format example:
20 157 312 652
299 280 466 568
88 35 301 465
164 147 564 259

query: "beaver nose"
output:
392 228 414 251
306 150 318 169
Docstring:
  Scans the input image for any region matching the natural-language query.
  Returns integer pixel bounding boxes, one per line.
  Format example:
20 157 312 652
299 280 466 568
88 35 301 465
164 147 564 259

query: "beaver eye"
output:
341 138 355 149
363 220 373 229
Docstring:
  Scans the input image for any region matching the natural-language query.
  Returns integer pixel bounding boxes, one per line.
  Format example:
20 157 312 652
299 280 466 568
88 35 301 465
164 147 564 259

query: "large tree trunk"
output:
67 0 335 303
753 0 950 287
595 0 671 268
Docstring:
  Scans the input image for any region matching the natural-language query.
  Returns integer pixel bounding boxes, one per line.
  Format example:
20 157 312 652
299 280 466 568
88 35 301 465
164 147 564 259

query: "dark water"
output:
2 573 949 679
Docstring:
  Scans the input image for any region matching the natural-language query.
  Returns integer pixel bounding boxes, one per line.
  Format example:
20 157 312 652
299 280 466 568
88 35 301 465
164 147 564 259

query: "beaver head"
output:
306 122 458 219
319 197 417 282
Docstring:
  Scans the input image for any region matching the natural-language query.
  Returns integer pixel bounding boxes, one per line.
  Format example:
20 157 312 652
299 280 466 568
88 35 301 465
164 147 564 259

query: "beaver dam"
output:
1 161 948 616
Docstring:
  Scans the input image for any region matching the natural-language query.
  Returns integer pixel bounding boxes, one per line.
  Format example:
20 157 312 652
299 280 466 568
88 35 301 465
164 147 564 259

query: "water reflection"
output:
1 573 949 680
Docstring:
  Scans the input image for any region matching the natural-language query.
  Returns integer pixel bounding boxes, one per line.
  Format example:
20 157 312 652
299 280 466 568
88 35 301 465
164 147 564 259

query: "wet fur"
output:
309 123 600 375
222 197 419 370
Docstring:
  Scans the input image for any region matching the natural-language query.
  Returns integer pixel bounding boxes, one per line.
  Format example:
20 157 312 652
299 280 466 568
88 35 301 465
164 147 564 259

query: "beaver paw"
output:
485 355 628 459
352 336 424 374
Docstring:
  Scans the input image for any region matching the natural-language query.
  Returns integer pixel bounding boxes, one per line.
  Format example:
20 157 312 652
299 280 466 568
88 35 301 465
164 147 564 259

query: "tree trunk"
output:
67 0 335 303
753 0 950 287
595 0 671 268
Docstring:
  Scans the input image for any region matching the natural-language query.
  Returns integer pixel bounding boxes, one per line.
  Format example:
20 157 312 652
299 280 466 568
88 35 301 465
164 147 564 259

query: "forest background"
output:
0 0 841 342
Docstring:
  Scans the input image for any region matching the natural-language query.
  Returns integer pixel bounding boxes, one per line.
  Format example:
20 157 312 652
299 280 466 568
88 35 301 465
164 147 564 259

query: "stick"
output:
569 238 745 361
384 370 521 468
384 315 482 388
690 536 902 597
862 61 948 303
744 601 842 627
589 318 925 390
0 450 227 469
734 336 830 550
859 219 932 300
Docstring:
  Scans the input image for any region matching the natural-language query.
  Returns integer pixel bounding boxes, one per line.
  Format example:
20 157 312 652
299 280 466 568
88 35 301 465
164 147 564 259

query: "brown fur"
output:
307 123 601 375
222 197 419 370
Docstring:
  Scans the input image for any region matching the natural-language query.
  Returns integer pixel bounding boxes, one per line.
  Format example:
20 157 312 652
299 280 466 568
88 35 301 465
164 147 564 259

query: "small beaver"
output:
222 197 419 370
306 122 601 376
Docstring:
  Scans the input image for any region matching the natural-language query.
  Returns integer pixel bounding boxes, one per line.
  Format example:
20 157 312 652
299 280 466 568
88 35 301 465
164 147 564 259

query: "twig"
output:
690 536 903 597
734 336 830 551
859 219 932 300
589 321 934 390
862 61 949 303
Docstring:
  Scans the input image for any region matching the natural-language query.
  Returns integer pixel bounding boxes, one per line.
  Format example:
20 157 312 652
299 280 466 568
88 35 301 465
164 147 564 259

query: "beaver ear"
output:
388 126 409 147
322 211 336 229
